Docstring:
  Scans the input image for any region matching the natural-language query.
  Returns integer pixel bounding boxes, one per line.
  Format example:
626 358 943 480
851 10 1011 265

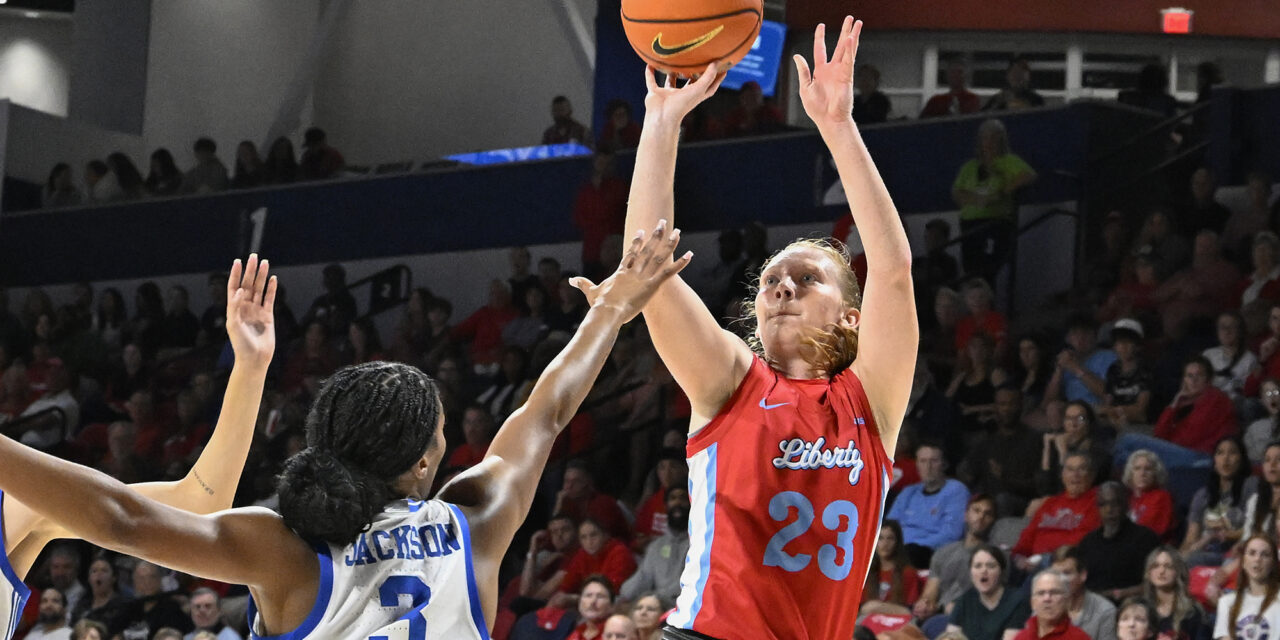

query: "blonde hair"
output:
741 237 862 377
1123 450 1169 489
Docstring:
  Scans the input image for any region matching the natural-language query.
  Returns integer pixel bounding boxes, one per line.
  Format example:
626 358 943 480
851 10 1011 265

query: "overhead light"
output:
0 1 9 5
24 11 39 17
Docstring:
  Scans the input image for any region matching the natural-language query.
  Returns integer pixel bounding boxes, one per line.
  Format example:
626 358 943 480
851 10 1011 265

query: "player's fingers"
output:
831 30 849 64
645 65 659 92
664 251 694 279
254 259 271 304
623 230 645 269
710 71 728 94
263 275 279 310
227 259 242 302
792 55 813 86
839 15 854 41
695 62 719 92
812 22 827 67
665 70 676 89
568 277 596 294
241 253 259 293
849 21 863 63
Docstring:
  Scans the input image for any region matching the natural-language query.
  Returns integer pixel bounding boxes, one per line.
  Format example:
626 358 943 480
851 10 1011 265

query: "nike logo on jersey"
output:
651 25 725 57
759 398 790 410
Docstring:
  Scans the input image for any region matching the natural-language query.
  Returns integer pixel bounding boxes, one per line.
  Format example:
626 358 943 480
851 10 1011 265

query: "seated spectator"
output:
629 594 667 640
913 494 997 621
889 441 970 567
1204 311 1258 402
853 64 891 125
105 152 144 200
921 59 981 118
861 520 922 615
553 460 631 542
1077 482 1160 601
1179 436 1255 566
598 99 641 152
912 219 960 326
144 148 182 197
723 81 784 137
1013 570 1090 640
1155 230 1242 339
905 358 961 463
46 544 87 620
519 514 580 602
180 138 229 194
1130 208 1191 280
17 361 80 450
185 588 240 640
474 346 533 420
1179 167 1232 235
946 333 1005 440
631 449 688 551
1244 378 1280 462
984 57 1045 111
954 278 1008 358
1098 255 1162 327
448 404 495 469
262 136 299 185
951 119 1037 284
388 287 433 364
159 285 199 350
1115 356 1236 466
1141 547 1205 640
70 556 130 634
1099 319 1153 429
340 317 385 366
1243 442 1280 537
922 287 962 382
280 322 338 398
84 159 118 202
687 229 746 316
92 288 126 353
44 162 83 208
1226 172 1278 263
1117 63 1178 117
1213 536 1280 640
1046 314 1116 407
70 620 109 640
619 486 689 604
1012 452 1101 567
573 151 628 282
299 127 345 180
1238 233 1280 330
25 586 72 640
947 544 1030 640
1038 401 1111 495
453 280 520 374
548 520 636 603
1247 304 1280 396
960 387 1041 516
1049 546 1118 640
115 561 191 638
1122 450 1175 539
302 264 358 339
1114 598 1157 640
1013 335 1053 413
231 140 265 189
511 575 613 640
543 96 591 146
504 284 553 351
160 390 211 473
601 614 639 640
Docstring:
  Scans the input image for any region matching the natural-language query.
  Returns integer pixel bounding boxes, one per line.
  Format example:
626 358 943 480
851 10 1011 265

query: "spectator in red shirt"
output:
631 449 688 551
299 127 345 180
572 152 628 282
597 99 642 152
1121 450 1175 539
1014 571 1092 640
554 460 632 543
159 389 211 474
281 321 339 398
451 280 519 374
954 278 1008 357
1246 303 1280 397
1154 356 1237 454
546 519 638 606
519 514 580 602
861 519 923 616
921 60 981 118
447 403 495 469
1013 452 1101 567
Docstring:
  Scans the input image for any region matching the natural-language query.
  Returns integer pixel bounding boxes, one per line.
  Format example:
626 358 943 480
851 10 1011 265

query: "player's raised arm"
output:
794 17 917 455
5 256 278 576
624 65 754 425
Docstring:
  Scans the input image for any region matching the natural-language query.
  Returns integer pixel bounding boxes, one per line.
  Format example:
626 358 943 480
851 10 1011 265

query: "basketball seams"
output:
620 7 761 25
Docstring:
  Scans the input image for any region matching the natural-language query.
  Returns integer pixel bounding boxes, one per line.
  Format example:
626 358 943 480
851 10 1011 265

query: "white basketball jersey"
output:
248 499 489 640
0 491 33 640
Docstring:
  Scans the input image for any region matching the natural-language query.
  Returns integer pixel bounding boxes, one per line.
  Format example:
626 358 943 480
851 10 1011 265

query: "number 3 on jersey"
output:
762 491 859 580
369 575 432 640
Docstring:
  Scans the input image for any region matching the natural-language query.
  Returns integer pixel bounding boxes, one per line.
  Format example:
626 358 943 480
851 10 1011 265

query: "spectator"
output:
601 614 639 640
1014 570 1090 640
960 387 1041 516
598 99 641 152
631 449 688 551
143 149 182 196
262 136 299 185
904 357 961 462
1238 232 1280 328
93 289 126 352
299 127 345 180
553 460 631 542
946 545 1030 640
159 285 199 350
1117 64 1178 117
889 441 970 567
913 494 997 621
1114 598 1157 640
1244 378 1280 462
853 64 891 124
1179 436 1255 567
70 556 129 634
519 514 580 602
447 404 495 469
43 162 82 208
1243 442 1280 537
231 140 265 189
923 287 962 382
1099 319 1153 429
629 594 666 640
47 544 87 621
573 151 628 282
1203 311 1258 402
116 561 191 638
70 620 108 640
1213 536 1280 640
280 321 338 398
25 587 72 640
543 96 591 146
339 316 384 366
184 588 240 640
504 285 553 351
1141 547 1205 640
951 119 1037 283
388 287 433 364
474 345 533 420
1246 305 1280 397
1046 314 1115 407
538 257 564 306
105 152 144 200
452 279 519 374
1099 254 1163 327
1131 208 1191 280
620 486 690 604
913 219 960 326
723 81 784 137
862 520 922 614
17 360 79 450
1012 452 1101 566
921 59 981 118
954 279 1008 357
180 138 229 194
1047 547 1117 640
1013 334 1054 411
302 264 358 339
552 519 637 601
946 332 1005 440
1151 356 1238 458
84 159 120 202
1224 173 1276 261
984 58 1045 111
157 631 185 640
1077 482 1160 600
1122 450 1175 539
511 576 615 640
1179 167 1232 235
200 272 228 344
1038 401 1110 495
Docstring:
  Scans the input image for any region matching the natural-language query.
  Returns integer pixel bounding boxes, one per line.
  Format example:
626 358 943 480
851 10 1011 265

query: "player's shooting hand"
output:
226 254 278 371
643 63 726 126
793 16 861 129
570 220 693 322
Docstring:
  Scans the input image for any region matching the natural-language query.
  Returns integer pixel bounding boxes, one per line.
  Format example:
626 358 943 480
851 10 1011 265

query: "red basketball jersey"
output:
668 356 893 640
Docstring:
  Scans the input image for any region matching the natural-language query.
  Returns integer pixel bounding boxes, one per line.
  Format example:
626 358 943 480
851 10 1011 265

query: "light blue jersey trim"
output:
0 491 31 640
247 542 334 639
669 443 717 630
447 504 492 640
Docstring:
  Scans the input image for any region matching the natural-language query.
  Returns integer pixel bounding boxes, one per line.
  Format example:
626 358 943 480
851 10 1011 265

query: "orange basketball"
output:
620 0 763 77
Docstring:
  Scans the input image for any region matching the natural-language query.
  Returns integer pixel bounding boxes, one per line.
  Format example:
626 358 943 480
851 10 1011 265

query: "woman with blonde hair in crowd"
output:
1141 546 1204 640
1122 450 1174 539
629 593 668 640
1214 535 1280 639
69 619 108 640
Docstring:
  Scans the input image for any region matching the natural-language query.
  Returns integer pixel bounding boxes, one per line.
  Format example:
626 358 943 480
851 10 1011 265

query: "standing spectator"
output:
921 59 981 118
1046 315 1116 407
1117 64 1178 117
573 151 628 282
184 588 240 640
913 494 997 621
1076 482 1160 601
1179 167 1232 235
722 81 784 137
143 149 182 197
43 163 82 208
543 96 591 146
1099 319 1153 429
598 99 641 152
302 264 358 339
852 64 891 125
262 136 299 185
159 285 199 350
913 219 960 326
1142 547 1205 640
861 520 922 614
1203 311 1258 402
960 387 1041 516
1179 436 1254 567
619 486 690 604
984 58 1045 111
452 280 519 374
231 141 265 189
1014 571 1091 640
951 118 1037 283
1122 450 1175 539
299 127 345 180
1213 536 1280 640
1047 548 1118 640
105 152 144 200
946 545 1031 640
180 138 229 194
25 587 72 640
1011 453 1101 567
888 441 970 567
1245 378 1280 463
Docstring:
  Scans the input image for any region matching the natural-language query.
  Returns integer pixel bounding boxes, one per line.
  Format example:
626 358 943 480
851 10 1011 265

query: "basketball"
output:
620 0 763 76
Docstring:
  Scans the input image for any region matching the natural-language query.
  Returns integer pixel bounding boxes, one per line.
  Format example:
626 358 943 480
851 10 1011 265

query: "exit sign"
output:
1161 7 1193 34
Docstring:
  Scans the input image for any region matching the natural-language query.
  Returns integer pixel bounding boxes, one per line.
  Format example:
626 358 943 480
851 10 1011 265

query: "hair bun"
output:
277 447 390 545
